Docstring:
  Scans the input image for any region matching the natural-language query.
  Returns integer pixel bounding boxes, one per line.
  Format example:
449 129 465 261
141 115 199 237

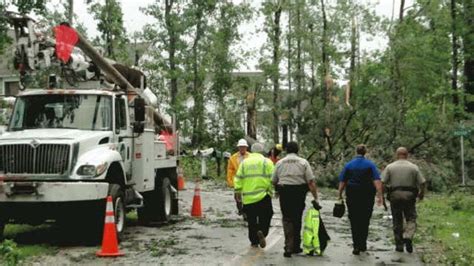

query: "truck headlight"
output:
77 162 108 177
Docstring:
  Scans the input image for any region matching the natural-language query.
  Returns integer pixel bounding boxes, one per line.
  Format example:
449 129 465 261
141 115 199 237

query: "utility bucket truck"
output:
0 13 179 240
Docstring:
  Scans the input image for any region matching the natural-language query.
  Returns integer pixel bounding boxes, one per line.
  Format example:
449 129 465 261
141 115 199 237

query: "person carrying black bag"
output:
337 144 383 255
272 142 319 258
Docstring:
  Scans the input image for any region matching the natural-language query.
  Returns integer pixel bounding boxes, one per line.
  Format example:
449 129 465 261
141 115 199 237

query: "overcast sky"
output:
8 0 414 72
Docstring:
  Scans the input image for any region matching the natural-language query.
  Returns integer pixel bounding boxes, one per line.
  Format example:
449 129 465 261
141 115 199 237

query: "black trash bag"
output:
333 200 345 218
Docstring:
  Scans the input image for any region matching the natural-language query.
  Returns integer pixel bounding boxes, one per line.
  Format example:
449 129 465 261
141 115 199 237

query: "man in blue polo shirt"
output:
338 144 383 255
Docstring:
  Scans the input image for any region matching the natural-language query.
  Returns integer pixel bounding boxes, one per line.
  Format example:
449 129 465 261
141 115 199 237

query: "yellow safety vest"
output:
234 153 274 205
303 208 322 255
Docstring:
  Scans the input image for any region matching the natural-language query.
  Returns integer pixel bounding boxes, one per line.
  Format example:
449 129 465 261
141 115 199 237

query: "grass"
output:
180 156 226 181
1 225 58 265
416 191 474 265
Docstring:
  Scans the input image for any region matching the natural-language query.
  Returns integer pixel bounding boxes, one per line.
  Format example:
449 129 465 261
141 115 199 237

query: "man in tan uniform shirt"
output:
382 147 426 253
272 141 319 257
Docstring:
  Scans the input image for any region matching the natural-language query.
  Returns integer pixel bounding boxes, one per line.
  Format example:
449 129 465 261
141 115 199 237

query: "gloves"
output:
312 200 322 210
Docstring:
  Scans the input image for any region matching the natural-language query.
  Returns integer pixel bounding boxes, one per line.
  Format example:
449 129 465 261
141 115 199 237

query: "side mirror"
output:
133 97 145 134
134 97 145 122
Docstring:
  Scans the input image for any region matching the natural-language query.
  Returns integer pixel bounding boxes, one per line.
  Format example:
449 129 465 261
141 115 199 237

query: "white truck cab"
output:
0 88 179 239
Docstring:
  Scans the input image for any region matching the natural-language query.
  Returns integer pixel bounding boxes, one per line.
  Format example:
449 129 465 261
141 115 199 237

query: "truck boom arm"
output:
4 11 173 132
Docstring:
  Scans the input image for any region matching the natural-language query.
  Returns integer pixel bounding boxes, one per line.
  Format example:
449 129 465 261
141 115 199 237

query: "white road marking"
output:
229 210 283 265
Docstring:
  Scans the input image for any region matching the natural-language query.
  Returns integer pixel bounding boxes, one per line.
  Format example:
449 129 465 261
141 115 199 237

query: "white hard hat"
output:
237 139 248 147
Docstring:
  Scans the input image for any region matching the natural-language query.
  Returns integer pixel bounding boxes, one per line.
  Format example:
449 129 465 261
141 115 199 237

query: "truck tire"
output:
0 220 5 240
157 177 173 222
138 176 173 224
108 184 126 239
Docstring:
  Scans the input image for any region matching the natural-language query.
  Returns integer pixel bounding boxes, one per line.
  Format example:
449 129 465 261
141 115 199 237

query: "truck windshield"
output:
9 94 112 131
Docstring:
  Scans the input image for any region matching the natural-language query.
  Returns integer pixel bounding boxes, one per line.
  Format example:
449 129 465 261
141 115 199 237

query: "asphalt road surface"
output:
20 180 422 265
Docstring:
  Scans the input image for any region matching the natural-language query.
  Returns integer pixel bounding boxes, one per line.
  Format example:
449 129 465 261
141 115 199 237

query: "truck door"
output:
115 96 133 180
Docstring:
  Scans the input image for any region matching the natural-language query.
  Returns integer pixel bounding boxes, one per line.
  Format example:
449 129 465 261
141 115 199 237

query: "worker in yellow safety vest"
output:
228 139 250 218
227 139 250 188
234 143 274 248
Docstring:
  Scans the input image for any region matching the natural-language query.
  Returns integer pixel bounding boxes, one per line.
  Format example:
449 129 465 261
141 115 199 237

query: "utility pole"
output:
68 0 74 25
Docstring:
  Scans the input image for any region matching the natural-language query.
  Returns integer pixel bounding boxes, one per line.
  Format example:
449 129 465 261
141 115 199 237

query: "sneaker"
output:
352 248 360 255
404 239 413 253
257 231 266 248
283 252 292 258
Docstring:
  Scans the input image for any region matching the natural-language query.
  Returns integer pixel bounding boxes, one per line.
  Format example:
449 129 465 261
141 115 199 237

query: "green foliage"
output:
0 2 10 54
142 0 252 149
417 192 474 265
0 240 21 266
0 98 8 125
180 155 227 181
13 0 45 15
88 0 129 62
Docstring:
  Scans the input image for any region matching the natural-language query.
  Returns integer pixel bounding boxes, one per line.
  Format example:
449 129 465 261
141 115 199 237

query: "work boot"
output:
352 248 360 255
257 231 266 248
293 247 303 254
404 239 413 253
395 245 404 252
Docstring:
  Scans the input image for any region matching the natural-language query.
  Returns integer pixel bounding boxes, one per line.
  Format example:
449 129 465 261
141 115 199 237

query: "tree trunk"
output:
246 88 258 140
399 0 405 21
272 3 282 144
105 0 114 59
68 0 74 25
452 0 459 106
296 1 302 112
349 16 357 102
287 3 292 93
309 24 316 93
165 0 178 109
463 0 474 112
320 0 329 105
191 10 204 146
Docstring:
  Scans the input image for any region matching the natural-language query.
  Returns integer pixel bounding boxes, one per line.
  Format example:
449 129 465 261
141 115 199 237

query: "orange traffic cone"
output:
177 175 185 190
96 196 124 257
191 182 202 217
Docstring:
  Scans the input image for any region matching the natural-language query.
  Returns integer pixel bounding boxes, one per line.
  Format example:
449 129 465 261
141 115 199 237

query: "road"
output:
19 180 422 265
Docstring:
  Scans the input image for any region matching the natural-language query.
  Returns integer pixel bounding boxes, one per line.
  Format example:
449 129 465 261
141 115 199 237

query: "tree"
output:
142 0 188 114
185 0 217 146
0 2 9 53
462 0 474 113
88 0 129 62
208 1 252 149
261 0 283 144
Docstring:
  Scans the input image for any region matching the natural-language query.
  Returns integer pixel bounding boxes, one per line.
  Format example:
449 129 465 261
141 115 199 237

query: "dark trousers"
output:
346 186 375 250
278 184 308 253
243 195 273 245
390 191 417 245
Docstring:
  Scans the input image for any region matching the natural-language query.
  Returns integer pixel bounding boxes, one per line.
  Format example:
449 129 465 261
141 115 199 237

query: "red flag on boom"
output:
54 25 79 63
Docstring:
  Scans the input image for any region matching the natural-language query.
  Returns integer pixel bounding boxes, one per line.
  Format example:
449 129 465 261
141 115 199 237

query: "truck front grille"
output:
0 144 70 175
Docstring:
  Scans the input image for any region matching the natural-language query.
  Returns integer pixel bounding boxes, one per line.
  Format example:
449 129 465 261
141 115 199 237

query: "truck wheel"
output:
0 220 5 240
108 184 126 238
137 177 173 224
157 177 173 222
